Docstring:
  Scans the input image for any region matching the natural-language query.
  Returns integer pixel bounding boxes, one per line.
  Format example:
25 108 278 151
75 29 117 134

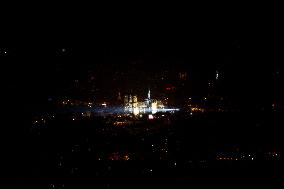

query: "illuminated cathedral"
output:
124 89 165 115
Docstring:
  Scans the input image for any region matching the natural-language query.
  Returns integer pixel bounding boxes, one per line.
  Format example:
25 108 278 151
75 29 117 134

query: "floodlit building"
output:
124 89 167 115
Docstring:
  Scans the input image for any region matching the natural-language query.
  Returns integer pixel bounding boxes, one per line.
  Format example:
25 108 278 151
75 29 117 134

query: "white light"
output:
102 103 106 106
190 112 193 115
133 107 139 115
151 102 157 114
204 97 207 100
72 118 75 121
162 115 164 117
150 169 152 172
151 144 154 147
148 114 154 119
174 162 177 166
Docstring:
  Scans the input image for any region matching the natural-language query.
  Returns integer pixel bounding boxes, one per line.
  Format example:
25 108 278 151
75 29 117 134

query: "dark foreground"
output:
11 110 282 188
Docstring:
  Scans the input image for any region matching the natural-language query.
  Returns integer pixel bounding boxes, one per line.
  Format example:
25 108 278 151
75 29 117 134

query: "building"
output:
124 89 167 115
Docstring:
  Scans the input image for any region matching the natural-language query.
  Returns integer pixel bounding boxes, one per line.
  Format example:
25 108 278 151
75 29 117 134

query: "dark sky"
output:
3 14 283 112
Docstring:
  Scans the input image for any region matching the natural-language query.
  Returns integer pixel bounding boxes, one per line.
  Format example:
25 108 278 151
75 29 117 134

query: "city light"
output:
123 90 179 115
133 107 139 115
17 37 282 186
216 70 219 80
191 107 205 112
151 101 157 114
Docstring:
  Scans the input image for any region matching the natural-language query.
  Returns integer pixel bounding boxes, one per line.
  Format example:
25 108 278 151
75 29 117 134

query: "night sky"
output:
2 14 282 113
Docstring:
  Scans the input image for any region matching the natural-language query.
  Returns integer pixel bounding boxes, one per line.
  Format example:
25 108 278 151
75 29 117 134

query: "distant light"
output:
150 169 153 172
72 118 75 121
133 107 139 115
204 97 207 100
174 162 177 166
148 114 154 119
190 112 193 115
189 97 191 100
102 103 106 106
162 115 164 117
151 144 154 147
62 48 66 52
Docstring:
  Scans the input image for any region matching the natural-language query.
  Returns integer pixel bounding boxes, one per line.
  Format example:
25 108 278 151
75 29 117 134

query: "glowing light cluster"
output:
123 90 179 115
191 107 205 112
